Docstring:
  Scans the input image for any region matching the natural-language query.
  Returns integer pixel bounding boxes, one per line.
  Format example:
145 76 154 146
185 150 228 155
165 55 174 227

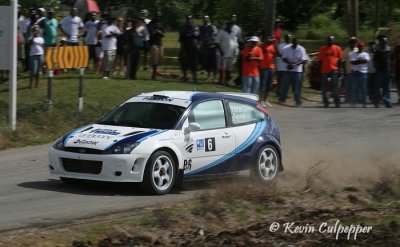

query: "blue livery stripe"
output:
186 120 266 175
63 124 92 146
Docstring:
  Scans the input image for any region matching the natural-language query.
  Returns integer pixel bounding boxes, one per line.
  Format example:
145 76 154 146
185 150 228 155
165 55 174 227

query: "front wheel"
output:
251 144 280 182
141 151 176 195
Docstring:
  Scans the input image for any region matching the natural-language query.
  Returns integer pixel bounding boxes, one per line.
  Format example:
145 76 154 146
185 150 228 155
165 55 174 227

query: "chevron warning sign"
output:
45 46 89 70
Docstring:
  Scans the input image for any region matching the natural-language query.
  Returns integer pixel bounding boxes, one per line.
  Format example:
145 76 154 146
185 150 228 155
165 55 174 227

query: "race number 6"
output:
205 137 216 152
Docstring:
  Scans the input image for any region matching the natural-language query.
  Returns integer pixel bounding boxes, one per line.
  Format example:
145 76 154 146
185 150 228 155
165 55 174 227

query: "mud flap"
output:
173 168 184 191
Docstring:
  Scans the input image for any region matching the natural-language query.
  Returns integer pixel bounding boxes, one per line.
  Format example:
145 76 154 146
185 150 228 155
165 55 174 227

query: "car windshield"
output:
97 102 186 129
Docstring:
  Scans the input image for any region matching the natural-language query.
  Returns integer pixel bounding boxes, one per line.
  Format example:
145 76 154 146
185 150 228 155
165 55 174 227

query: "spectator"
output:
343 37 358 102
241 36 263 94
23 8 38 71
259 36 278 106
36 8 46 25
139 9 151 70
279 37 307 106
101 16 121 80
114 17 127 77
29 25 44 89
199 15 217 71
216 15 241 85
273 19 282 43
148 11 165 80
317 35 344 108
84 13 99 69
373 35 393 108
394 42 400 104
17 5 26 63
350 41 370 107
203 25 220 82
135 18 150 71
40 9 58 48
125 19 141 80
178 15 200 83
275 34 292 97
95 14 108 74
59 8 84 46
367 42 377 102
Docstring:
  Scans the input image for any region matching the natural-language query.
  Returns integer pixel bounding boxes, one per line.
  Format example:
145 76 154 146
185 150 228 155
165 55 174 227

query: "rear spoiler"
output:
218 92 259 101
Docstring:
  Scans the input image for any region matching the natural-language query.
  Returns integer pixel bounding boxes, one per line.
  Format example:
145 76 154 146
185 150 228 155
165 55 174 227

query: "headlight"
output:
52 137 65 151
105 142 140 154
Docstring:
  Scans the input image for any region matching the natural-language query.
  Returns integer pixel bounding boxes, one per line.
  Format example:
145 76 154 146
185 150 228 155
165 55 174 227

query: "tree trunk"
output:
374 0 381 35
387 0 393 23
346 0 359 37
264 0 276 37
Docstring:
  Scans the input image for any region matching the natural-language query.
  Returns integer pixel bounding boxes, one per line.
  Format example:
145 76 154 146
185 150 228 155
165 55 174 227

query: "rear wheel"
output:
251 144 279 182
141 151 176 195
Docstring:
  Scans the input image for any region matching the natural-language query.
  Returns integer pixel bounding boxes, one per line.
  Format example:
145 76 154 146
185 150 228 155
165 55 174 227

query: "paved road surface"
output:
0 106 399 232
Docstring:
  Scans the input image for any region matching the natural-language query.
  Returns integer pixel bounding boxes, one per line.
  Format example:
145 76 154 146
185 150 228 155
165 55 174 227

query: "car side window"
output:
228 101 264 125
189 100 226 130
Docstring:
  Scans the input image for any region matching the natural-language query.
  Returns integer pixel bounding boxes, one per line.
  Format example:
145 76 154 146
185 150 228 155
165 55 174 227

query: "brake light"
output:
256 103 269 115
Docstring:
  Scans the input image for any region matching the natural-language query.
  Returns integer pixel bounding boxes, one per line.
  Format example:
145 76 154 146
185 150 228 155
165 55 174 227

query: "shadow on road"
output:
17 179 215 196
17 175 249 196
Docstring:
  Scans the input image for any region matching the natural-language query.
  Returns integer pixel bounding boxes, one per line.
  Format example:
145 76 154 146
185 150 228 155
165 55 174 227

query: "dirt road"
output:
0 105 399 235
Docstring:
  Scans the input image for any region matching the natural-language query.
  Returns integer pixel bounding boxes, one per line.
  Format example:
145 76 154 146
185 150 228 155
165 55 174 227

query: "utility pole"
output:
264 0 276 37
347 0 359 37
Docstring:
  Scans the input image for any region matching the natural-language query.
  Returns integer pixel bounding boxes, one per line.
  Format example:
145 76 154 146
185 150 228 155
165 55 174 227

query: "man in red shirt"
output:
241 36 263 94
317 35 344 107
394 43 400 104
259 36 278 105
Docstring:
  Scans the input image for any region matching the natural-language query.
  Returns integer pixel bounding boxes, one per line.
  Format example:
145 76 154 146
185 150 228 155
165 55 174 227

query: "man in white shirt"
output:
276 34 292 97
101 17 121 79
84 13 100 69
350 41 370 107
216 15 241 85
59 8 84 46
279 37 307 106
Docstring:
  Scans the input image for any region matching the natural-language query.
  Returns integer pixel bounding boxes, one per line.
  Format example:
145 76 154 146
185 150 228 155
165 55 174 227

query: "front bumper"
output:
48 147 149 182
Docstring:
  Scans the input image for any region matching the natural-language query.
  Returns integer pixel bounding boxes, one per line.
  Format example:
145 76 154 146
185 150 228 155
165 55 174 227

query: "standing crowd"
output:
16 5 400 107
17 6 164 87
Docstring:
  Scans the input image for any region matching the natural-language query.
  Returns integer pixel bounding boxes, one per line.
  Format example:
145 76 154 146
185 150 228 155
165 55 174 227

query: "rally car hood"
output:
63 124 163 151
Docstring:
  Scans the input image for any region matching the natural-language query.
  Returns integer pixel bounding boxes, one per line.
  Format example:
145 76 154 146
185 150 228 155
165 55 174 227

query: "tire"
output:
251 144 280 182
141 151 176 195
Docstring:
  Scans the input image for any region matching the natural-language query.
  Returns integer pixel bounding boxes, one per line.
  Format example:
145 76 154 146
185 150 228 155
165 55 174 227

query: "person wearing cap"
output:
343 37 358 102
350 41 370 107
279 37 307 106
59 7 84 46
241 36 263 94
317 35 344 108
259 35 279 106
373 35 393 108
178 15 200 83
40 9 58 48
36 8 46 25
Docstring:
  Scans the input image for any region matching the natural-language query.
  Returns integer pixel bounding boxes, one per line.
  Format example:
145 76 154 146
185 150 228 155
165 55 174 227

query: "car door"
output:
180 100 236 176
226 100 267 171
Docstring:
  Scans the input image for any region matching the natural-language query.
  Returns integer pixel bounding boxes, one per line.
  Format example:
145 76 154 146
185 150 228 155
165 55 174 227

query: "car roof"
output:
126 91 258 107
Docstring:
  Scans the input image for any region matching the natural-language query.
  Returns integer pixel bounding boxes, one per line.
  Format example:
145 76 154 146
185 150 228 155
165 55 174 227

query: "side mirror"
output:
184 122 201 142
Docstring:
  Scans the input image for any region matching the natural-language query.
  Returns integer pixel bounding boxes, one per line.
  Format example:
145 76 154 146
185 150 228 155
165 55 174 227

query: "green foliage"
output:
304 14 347 40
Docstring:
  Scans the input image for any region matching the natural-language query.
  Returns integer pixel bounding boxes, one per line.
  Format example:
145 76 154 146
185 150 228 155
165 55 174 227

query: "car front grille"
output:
61 158 102 174
63 147 103 154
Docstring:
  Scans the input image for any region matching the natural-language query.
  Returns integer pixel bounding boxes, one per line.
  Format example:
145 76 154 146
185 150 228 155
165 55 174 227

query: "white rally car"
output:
49 91 283 194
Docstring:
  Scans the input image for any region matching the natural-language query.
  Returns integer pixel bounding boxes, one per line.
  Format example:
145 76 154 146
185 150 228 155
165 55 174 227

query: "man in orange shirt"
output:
241 36 263 94
317 35 344 107
259 36 279 106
